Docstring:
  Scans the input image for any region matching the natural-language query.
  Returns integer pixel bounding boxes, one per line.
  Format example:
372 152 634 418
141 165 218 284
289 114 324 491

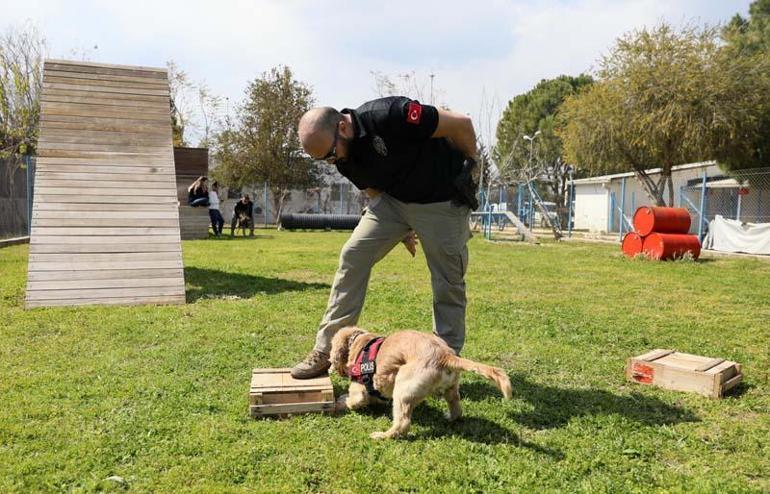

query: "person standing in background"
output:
208 181 224 237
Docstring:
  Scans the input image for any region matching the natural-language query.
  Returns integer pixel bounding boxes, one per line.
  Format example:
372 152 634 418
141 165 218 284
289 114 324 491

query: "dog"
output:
329 326 512 440
235 212 251 236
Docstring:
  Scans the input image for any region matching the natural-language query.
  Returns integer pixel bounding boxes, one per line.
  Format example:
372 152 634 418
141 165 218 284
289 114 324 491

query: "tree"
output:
167 61 224 148
196 83 221 148
210 120 243 186
371 70 444 107
495 75 592 228
560 23 770 206
0 23 45 159
212 66 318 221
722 0 770 172
724 0 770 55
167 60 194 147
0 23 46 232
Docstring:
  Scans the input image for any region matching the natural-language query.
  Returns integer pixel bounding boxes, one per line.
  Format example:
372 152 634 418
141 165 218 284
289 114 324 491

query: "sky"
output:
2 0 754 145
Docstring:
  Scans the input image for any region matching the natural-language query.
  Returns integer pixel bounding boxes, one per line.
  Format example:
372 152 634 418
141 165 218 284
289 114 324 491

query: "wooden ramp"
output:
25 59 185 308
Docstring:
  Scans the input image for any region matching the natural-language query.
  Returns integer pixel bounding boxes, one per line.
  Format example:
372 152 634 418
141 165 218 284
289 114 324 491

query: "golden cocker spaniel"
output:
330 326 512 439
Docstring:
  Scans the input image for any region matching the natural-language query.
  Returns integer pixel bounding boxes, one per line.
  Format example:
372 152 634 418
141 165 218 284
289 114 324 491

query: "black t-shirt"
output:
189 186 207 201
336 96 465 204
234 200 253 216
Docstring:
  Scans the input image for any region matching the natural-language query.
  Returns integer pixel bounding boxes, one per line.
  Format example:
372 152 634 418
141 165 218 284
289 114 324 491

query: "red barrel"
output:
642 233 701 260
633 207 691 236
622 232 643 257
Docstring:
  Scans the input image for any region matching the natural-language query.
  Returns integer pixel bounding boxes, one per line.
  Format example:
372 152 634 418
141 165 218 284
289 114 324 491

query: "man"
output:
208 181 224 237
292 96 479 379
231 194 254 237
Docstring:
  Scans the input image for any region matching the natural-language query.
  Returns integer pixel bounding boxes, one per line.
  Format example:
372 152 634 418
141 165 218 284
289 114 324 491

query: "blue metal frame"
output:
697 170 707 240
678 186 707 231
609 187 633 236
528 188 534 228
527 181 541 229
618 177 626 241
608 192 615 232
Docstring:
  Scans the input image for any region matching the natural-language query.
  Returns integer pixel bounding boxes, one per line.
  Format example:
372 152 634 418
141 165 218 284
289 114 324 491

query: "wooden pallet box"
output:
627 349 743 398
249 368 335 417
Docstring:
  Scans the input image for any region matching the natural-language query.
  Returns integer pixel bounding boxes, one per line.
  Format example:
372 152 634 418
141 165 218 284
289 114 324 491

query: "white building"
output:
570 161 721 234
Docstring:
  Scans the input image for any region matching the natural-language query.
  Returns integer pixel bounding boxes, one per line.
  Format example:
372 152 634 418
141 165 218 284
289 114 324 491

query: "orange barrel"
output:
642 233 701 260
621 232 643 257
633 206 691 236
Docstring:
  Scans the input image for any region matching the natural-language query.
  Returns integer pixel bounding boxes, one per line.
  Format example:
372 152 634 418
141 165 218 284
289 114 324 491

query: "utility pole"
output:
523 131 541 228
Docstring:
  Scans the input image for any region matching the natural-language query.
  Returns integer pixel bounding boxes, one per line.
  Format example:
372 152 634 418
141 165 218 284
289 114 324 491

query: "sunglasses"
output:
320 128 340 164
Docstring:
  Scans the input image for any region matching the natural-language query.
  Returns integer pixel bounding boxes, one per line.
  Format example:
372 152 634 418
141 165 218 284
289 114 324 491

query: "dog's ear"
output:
330 327 358 376
329 339 349 376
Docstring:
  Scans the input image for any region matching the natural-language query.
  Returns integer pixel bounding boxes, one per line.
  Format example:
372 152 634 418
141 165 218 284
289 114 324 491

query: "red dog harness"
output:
348 336 387 400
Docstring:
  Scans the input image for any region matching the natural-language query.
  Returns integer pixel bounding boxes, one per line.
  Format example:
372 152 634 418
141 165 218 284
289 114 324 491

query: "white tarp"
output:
703 215 770 255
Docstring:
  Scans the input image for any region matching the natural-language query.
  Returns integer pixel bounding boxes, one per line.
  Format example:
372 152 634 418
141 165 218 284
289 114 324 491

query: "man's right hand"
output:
452 158 479 210
402 230 418 257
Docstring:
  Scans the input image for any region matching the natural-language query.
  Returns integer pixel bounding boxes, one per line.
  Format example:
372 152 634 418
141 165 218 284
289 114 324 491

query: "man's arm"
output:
431 109 477 159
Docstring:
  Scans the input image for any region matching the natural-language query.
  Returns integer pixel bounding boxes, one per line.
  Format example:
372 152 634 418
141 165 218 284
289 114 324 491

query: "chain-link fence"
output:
23 161 764 243
604 165 770 241
679 167 770 238
476 164 770 244
237 178 565 238
221 181 369 226
0 156 35 240
1 161 368 240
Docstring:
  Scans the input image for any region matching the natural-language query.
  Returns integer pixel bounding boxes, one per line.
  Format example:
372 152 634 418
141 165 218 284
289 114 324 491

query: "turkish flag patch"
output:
406 101 422 125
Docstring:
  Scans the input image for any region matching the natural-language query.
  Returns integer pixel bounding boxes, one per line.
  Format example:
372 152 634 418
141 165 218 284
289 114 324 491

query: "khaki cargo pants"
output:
314 193 471 355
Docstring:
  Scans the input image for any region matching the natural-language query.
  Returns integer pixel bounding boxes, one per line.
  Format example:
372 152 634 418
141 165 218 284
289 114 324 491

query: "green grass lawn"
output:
1 232 769 493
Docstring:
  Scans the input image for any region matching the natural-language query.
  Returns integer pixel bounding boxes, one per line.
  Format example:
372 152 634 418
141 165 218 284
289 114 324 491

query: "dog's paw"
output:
444 411 462 422
334 395 350 414
369 431 390 440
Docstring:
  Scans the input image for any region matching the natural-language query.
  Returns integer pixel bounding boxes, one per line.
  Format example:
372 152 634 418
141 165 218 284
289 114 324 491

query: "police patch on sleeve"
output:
406 101 422 125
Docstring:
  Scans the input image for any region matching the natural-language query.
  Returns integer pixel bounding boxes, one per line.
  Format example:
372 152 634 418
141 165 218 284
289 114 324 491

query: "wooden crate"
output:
249 368 335 417
627 349 743 398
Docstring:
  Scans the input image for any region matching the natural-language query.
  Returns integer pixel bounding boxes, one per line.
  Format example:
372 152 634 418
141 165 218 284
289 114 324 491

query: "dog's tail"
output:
440 354 512 399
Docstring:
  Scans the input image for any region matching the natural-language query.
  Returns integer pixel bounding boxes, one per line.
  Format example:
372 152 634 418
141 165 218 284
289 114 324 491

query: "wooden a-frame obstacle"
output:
25 60 185 308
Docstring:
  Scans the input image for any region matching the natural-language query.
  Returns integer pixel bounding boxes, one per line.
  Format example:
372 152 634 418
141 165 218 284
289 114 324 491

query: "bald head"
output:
298 107 342 159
